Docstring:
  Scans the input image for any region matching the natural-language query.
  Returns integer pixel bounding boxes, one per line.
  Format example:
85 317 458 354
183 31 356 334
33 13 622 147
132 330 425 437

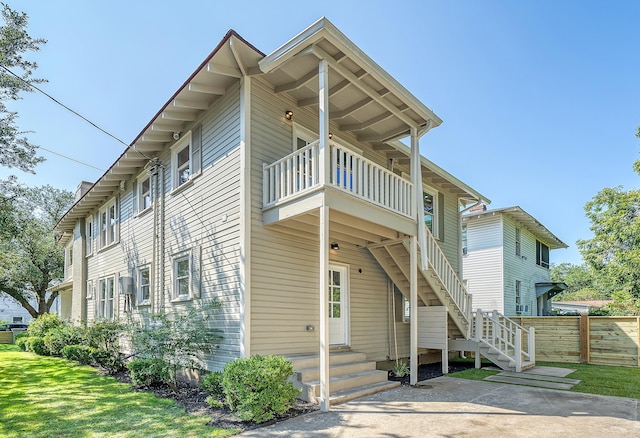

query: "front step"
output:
288 352 399 405
479 346 535 372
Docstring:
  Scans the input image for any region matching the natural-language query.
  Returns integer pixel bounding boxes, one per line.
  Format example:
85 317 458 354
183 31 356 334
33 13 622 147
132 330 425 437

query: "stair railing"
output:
474 309 535 372
420 226 473 329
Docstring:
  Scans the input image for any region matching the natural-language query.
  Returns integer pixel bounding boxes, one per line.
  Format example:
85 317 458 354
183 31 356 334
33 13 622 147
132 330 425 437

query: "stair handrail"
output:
474 309 534 372
421 226 473 327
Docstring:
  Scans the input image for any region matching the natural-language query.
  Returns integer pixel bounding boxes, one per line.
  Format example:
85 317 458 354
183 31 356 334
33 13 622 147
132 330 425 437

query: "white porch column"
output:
319 204 330 412
411 127 427 271
318 58 330 186
409 235 418 385
318 57 331 412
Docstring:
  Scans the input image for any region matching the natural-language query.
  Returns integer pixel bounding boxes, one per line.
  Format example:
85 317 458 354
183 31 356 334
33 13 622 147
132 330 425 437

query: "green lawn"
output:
449 360 640 399
0 345 236 438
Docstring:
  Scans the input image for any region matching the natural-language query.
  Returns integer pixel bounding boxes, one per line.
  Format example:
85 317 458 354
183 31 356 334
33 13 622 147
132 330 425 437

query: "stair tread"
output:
306 369 387 386
296 360 374 374
330 381 401 405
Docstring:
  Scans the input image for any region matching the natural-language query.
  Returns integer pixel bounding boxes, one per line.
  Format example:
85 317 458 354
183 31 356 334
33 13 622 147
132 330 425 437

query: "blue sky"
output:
1 1 639 266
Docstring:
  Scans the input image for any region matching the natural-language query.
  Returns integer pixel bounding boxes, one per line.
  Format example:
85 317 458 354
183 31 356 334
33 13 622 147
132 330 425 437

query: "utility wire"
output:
0 65 155 161
36 145 105 172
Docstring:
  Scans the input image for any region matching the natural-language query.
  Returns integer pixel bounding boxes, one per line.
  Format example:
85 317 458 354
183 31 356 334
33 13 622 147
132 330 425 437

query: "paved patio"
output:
240 376 639 437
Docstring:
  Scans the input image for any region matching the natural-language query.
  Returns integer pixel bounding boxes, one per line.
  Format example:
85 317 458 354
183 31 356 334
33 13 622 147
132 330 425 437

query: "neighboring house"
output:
552 300 612 314
53 18 491 408
462 205 568 316
0 293 59 325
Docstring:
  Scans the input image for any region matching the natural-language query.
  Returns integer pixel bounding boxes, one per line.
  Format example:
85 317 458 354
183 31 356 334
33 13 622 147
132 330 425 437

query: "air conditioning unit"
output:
119 276 134 295
515 304 524 313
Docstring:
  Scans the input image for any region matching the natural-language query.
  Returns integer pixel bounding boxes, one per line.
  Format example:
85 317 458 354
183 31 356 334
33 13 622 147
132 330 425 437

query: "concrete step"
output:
497 371 581 385
287 351 367 371
330 380 401 405
295 360 376 382
307 369 390 397
485 375 576 390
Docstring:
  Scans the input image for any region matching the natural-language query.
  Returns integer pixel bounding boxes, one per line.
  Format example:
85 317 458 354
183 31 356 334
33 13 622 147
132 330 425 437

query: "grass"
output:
448 359 640 399
0 344 237 438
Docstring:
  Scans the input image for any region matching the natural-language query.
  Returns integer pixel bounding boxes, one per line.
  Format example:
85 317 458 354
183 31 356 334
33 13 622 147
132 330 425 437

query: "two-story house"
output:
462 205 568 316
53 18 496 409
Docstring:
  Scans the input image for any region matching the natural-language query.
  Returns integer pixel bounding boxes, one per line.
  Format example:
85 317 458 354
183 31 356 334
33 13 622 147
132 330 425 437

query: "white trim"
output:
239 77 252 358
170 130 193 190
136 170 153 215
328 262 350 346
171 252 192 302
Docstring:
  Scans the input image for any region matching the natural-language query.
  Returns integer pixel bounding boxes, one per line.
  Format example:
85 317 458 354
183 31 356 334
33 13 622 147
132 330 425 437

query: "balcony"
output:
263 140 414 230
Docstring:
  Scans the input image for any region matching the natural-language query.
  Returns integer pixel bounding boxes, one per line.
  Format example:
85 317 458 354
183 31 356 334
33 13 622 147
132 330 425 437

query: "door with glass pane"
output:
329 264 349 345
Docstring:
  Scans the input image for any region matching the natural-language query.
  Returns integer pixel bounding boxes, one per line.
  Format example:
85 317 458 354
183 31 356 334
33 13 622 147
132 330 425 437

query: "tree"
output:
575 126 640 315
550 262 605 301
0 183 73 318
0 3 46 173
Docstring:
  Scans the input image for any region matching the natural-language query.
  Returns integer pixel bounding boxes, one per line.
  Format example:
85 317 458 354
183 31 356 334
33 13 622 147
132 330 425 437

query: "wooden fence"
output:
0 331 14 344
512 316 640 367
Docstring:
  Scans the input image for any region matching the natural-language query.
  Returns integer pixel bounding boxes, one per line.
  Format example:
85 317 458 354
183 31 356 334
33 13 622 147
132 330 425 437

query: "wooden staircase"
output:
288 351 400 405
465 309 536 372
368 232 472 340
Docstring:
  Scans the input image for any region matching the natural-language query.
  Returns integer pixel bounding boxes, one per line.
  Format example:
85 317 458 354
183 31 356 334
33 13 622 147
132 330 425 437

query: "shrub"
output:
222 355 300 423
25 336 49 356
62 345 95 365
84 320 123 350
43 325 86 356
201 371 224 400
127 300 224 388
91 348 124 374
127 358 170 387
27 313 66 338
14 333 29 351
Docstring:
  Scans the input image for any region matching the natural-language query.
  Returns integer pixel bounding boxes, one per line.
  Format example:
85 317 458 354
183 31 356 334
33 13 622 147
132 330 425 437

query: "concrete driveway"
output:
240 376 639 437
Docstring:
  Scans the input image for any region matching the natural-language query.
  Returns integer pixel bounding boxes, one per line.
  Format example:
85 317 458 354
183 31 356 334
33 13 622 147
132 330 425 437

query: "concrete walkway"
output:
240 377 639 437
485 366 581 390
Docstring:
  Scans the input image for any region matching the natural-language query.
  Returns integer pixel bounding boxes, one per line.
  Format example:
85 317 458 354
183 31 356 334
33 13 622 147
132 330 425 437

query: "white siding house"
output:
54 18 490 408
462 205 567 316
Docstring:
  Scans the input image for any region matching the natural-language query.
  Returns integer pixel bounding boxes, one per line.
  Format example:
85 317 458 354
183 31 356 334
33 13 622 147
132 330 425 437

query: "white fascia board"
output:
260 17 442 128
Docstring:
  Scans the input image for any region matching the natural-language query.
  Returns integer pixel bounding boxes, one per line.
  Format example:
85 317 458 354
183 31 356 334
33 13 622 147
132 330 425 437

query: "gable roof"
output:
463 206 568 249
56 17 486 236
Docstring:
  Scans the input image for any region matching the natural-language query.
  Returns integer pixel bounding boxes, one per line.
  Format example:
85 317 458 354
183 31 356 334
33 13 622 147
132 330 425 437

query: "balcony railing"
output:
263 140 413 218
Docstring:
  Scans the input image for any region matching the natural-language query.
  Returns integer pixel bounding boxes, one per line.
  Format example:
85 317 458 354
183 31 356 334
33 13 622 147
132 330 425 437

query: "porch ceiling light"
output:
330 242 340 251
284 110 293 120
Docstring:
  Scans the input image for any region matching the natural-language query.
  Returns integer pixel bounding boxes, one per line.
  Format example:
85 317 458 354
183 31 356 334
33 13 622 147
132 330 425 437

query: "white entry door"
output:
329 264 349 346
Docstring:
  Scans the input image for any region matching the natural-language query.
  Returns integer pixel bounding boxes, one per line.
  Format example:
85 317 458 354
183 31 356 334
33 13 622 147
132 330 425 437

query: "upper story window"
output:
536 240 550 268
170 126 202 190
86 215 94 255
462 225 468 255
99 197 119 249
139 175 152 211
515 280 522 308
515 228 521 257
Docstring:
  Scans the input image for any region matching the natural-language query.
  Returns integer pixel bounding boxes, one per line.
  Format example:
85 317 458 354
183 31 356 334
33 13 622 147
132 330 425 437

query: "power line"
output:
0 65 155 161
36 145 105 172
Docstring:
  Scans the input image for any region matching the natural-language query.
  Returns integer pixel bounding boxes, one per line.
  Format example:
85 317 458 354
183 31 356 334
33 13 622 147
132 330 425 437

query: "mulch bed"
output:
388 361 477 385
104 361 474 432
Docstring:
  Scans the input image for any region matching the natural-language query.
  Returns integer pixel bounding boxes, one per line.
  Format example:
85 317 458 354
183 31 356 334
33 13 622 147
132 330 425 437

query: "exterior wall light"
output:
285 110 293 120
330 242 340 251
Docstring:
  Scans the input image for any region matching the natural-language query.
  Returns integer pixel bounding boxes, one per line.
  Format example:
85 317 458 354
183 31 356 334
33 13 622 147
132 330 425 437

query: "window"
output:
99 198 119 249
536 240 550 268
98 276 115 320
402 295 411 323
515 228 521 257
86 216 94 255
86 280 94 299
423 191 435 232
171 127 201 190
173 255 190 300
462 225 468 255
67 246 73 267
138 266 151 305
515 280 522 312
12 316 23 323
139 176 152 211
